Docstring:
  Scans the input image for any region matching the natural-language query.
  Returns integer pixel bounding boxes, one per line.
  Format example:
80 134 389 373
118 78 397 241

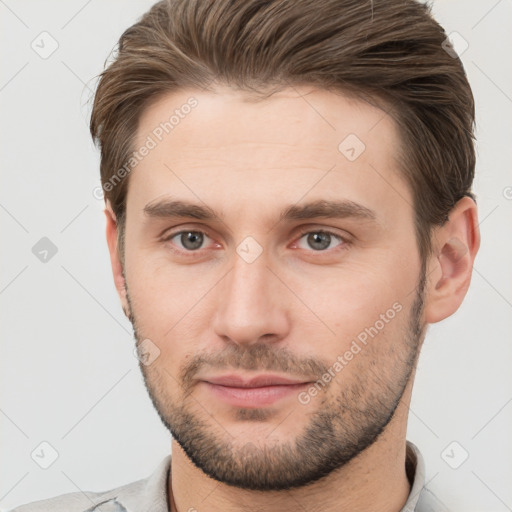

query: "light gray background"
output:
1 1 511 510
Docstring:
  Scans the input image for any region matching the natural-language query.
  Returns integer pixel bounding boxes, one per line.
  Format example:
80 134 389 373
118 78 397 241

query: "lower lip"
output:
203 382 309 408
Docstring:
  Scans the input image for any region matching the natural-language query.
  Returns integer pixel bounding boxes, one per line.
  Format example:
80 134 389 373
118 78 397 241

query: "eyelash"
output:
162 227 350 256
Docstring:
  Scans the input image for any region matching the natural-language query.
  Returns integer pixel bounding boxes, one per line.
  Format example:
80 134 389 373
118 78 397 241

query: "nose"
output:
211 246 291 347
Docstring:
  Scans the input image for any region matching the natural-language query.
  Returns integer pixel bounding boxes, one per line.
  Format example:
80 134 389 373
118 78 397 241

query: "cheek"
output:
294 262 410 331
126 253 227 372
302 305 412 409
287 259 416 371
127 249 210 320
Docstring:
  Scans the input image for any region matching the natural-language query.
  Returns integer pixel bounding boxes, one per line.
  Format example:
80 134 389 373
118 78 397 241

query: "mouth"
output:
201 374 312 408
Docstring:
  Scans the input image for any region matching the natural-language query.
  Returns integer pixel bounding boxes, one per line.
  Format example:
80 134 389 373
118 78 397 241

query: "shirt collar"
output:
115 454 172 512
400 441 426 512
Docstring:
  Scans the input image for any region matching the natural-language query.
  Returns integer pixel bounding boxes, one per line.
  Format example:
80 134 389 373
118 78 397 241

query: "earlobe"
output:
424 197 481 324
104 201 131 319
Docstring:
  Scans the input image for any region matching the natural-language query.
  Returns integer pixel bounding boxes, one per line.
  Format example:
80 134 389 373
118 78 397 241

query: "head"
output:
90 0 480 491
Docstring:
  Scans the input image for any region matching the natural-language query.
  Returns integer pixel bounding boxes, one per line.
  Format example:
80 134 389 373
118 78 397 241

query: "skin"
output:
104 85 480 512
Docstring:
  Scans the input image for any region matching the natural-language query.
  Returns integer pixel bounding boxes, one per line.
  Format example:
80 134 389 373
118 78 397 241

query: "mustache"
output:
179 343 330 393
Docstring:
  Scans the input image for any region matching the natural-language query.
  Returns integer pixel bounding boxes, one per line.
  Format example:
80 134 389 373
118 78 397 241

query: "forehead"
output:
128 85 412 227
135 85 400 163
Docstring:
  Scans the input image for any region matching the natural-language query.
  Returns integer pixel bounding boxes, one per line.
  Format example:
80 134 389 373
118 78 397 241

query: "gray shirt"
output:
10 441 448 511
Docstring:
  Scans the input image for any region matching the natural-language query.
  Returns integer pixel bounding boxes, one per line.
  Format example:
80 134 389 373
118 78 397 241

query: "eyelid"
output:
293 226 350 241
161 224 213 241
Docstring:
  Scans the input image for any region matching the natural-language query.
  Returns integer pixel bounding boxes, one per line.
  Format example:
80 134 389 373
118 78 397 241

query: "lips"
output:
201 374 312 408
204 374 309 388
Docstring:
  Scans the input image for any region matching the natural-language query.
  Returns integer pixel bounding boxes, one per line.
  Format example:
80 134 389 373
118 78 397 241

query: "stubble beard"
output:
126 265 426 491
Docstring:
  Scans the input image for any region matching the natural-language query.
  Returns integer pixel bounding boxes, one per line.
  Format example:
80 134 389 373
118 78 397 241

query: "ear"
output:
423 196 481 324
104 201 131 319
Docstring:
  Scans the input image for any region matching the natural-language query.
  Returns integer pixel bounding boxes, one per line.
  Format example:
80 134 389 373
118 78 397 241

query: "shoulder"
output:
8 479 144 512
9 455 172 512
415 487 450 512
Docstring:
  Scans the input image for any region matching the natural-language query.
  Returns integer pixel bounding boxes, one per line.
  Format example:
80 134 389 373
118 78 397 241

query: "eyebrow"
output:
143 198 378 224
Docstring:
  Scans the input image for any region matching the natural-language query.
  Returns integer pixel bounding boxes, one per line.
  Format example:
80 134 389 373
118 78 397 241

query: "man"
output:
12 0 480 510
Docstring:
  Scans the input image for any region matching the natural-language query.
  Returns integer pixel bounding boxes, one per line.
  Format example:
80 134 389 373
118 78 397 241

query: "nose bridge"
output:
212 246 289 345
229 251 271 306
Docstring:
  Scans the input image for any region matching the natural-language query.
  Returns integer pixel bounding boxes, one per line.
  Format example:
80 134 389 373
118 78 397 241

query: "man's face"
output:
120 86 427 490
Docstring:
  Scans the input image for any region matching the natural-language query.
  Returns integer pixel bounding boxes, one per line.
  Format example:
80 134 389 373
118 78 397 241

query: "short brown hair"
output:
90 0 476 264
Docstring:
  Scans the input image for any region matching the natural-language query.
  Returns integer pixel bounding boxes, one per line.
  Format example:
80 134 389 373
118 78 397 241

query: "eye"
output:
161 227 349 256
295 230 346 251
165 230 212 251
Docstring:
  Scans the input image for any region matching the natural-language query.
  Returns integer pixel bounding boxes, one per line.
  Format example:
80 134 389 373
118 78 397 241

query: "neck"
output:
169 384 413 512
